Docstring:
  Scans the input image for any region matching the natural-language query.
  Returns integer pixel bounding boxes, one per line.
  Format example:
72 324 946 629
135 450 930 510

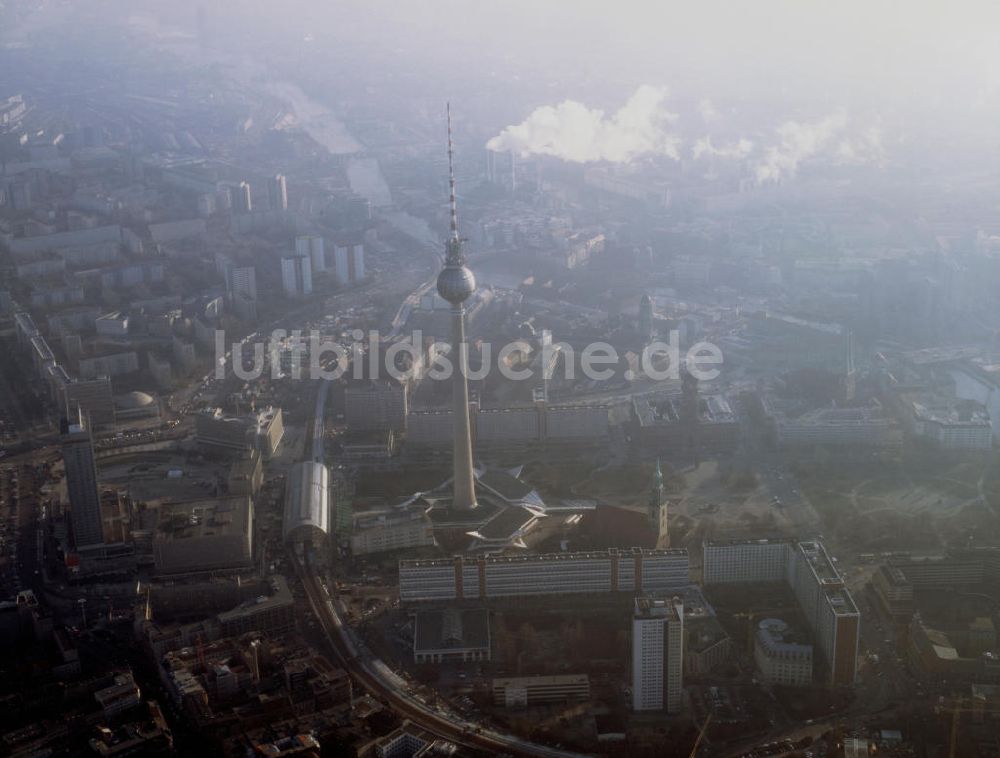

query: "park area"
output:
794 453 1000 551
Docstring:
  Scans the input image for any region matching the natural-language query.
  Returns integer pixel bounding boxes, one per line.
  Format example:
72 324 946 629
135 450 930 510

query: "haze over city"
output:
2 2 1000 757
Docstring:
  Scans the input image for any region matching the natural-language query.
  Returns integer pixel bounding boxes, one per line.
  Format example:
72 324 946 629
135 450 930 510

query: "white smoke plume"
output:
486 85 681 163
753 111 848 184
753 112 889 183
835 124 886 166
698 98 719 124
692 136 754 160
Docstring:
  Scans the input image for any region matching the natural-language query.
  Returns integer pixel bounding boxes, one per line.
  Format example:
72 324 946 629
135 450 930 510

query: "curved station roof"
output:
283 461 330 544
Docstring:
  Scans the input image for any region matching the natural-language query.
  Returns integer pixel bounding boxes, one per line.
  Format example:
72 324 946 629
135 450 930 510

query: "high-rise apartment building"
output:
296 235 326 273
281 254 312 297
333 243 365 285
269 174 288 211
234 181 252 214
61 415 104 549
229 265 257 301
632 596 684 712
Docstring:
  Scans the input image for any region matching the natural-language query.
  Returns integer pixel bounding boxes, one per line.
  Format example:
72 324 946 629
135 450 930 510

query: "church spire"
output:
649 458 664 512
650 458 669 549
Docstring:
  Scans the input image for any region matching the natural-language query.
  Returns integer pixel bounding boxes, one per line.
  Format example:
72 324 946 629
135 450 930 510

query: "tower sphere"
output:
437 263 476 305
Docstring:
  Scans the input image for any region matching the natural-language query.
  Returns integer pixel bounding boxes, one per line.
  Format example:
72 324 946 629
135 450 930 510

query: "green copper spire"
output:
650 458 664 512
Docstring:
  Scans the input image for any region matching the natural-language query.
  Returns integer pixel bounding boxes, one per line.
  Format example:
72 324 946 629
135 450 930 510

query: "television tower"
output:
436 104 478 510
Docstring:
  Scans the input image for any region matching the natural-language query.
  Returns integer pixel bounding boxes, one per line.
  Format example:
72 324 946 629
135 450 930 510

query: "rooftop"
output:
635 595 683 619
797 540 841 583
492 673 588 689
425 491 500 526
216 576 293 624
877 564 910 587
476 468 535 502
908 394 991 428
401 547 689 569
757 617 811 649
705 537 791 547
154 497 251 544
115 391 155 410
283 461 329 543
779 398 892 426
467 505 539 544
633 392 737 427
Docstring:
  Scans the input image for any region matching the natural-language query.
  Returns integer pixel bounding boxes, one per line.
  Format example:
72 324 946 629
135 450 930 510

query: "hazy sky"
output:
8 0 1000 173
288 0 1000 112
12 0 1000 115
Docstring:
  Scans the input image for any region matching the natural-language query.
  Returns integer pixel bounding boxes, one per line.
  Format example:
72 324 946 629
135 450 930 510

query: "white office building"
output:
351 510 434 556
702 538 791 584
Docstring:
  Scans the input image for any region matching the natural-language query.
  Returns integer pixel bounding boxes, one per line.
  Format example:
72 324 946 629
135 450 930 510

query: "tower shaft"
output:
451 304 477 509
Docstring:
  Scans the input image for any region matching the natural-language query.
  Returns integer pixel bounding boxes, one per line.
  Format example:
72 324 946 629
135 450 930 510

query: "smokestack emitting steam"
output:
486 85 681 163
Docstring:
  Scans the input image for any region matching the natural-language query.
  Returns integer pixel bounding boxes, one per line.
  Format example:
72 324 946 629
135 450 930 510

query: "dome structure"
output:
115 391 155 410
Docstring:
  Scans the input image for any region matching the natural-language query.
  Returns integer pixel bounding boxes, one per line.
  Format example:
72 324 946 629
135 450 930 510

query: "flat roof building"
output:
632 392 740 454
764 396 900 451
413 607 490 664
152 497 253 575
195 406 284 459
703 538 792 585
492 674 590 708
351 509 434 556
399 548 690 604
872 564 915 619
898 392 992 451
217 576 295 638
